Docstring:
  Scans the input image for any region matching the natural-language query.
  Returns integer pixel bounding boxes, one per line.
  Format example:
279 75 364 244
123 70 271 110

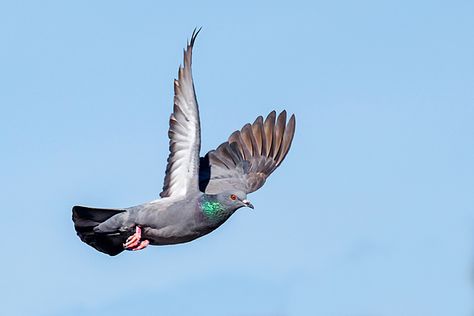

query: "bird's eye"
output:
230 194 237 201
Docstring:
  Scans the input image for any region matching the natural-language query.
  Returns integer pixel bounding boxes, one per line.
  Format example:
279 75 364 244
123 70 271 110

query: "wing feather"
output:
251 116 264 156
263 111 276 157
160 29 202 198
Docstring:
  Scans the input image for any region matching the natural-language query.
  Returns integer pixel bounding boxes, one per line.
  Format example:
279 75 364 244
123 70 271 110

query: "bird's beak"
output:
242 199 254 209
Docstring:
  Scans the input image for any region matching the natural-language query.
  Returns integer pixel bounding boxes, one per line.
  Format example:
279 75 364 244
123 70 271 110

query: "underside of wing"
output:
160 29 202 198
200 111 296 194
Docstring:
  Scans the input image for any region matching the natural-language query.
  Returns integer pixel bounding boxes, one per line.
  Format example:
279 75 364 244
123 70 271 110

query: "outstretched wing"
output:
160 29 202 198
200 111 296 194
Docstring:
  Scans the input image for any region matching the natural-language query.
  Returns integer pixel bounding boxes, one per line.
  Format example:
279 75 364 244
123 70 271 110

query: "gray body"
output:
96 194 231 246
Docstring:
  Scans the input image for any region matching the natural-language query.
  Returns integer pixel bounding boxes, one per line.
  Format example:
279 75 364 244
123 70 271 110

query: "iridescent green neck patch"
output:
201 200 223 220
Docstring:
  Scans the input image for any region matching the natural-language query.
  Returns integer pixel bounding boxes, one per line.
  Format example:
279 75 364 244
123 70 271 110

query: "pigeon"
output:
72 29 296 256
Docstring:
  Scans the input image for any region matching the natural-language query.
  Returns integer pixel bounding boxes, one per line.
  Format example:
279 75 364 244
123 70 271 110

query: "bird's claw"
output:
124 226 150 251
132 239 150 251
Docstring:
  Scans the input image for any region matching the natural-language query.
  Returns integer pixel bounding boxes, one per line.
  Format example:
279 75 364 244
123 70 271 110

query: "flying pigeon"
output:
72 29 296 256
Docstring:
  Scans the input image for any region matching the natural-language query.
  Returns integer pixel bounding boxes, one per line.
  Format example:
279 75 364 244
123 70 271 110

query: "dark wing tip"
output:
267 110 277 121
277 110 287 120
180 28 202 81
190 27 202 47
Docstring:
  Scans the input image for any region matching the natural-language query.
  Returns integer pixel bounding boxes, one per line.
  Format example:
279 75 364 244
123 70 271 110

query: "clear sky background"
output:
1 1 473 315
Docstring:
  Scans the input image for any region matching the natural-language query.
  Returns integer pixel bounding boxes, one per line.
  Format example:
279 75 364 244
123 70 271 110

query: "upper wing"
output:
199 111 296 194
160 29 202 198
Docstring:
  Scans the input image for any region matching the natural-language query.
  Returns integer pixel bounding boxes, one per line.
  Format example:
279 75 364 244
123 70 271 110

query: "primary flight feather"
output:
72 29 296 256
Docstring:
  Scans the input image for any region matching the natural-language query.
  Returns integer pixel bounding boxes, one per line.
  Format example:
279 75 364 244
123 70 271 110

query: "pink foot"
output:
133 240 150 251
124 226 150 251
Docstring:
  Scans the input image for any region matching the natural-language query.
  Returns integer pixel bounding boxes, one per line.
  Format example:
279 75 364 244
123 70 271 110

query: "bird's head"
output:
215 190 254 211
201 190 254 221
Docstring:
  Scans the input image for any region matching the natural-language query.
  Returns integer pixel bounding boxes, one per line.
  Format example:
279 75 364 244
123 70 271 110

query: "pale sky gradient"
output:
1 1 473 315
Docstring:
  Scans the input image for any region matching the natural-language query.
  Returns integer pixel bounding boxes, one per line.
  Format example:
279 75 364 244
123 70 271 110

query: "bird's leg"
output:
124 226 142 248
124 226 150 251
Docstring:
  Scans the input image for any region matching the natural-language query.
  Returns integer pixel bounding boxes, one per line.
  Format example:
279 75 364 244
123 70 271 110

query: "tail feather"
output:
72 206 129 256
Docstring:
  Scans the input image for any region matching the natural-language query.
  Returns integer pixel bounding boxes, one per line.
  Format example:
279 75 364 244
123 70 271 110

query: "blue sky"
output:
1 0 473 315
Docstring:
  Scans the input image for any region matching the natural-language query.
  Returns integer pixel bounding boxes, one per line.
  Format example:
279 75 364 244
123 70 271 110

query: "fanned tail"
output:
72 206 128 256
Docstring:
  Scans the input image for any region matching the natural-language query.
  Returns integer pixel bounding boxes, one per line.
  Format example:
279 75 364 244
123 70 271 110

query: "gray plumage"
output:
72 29 296 256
